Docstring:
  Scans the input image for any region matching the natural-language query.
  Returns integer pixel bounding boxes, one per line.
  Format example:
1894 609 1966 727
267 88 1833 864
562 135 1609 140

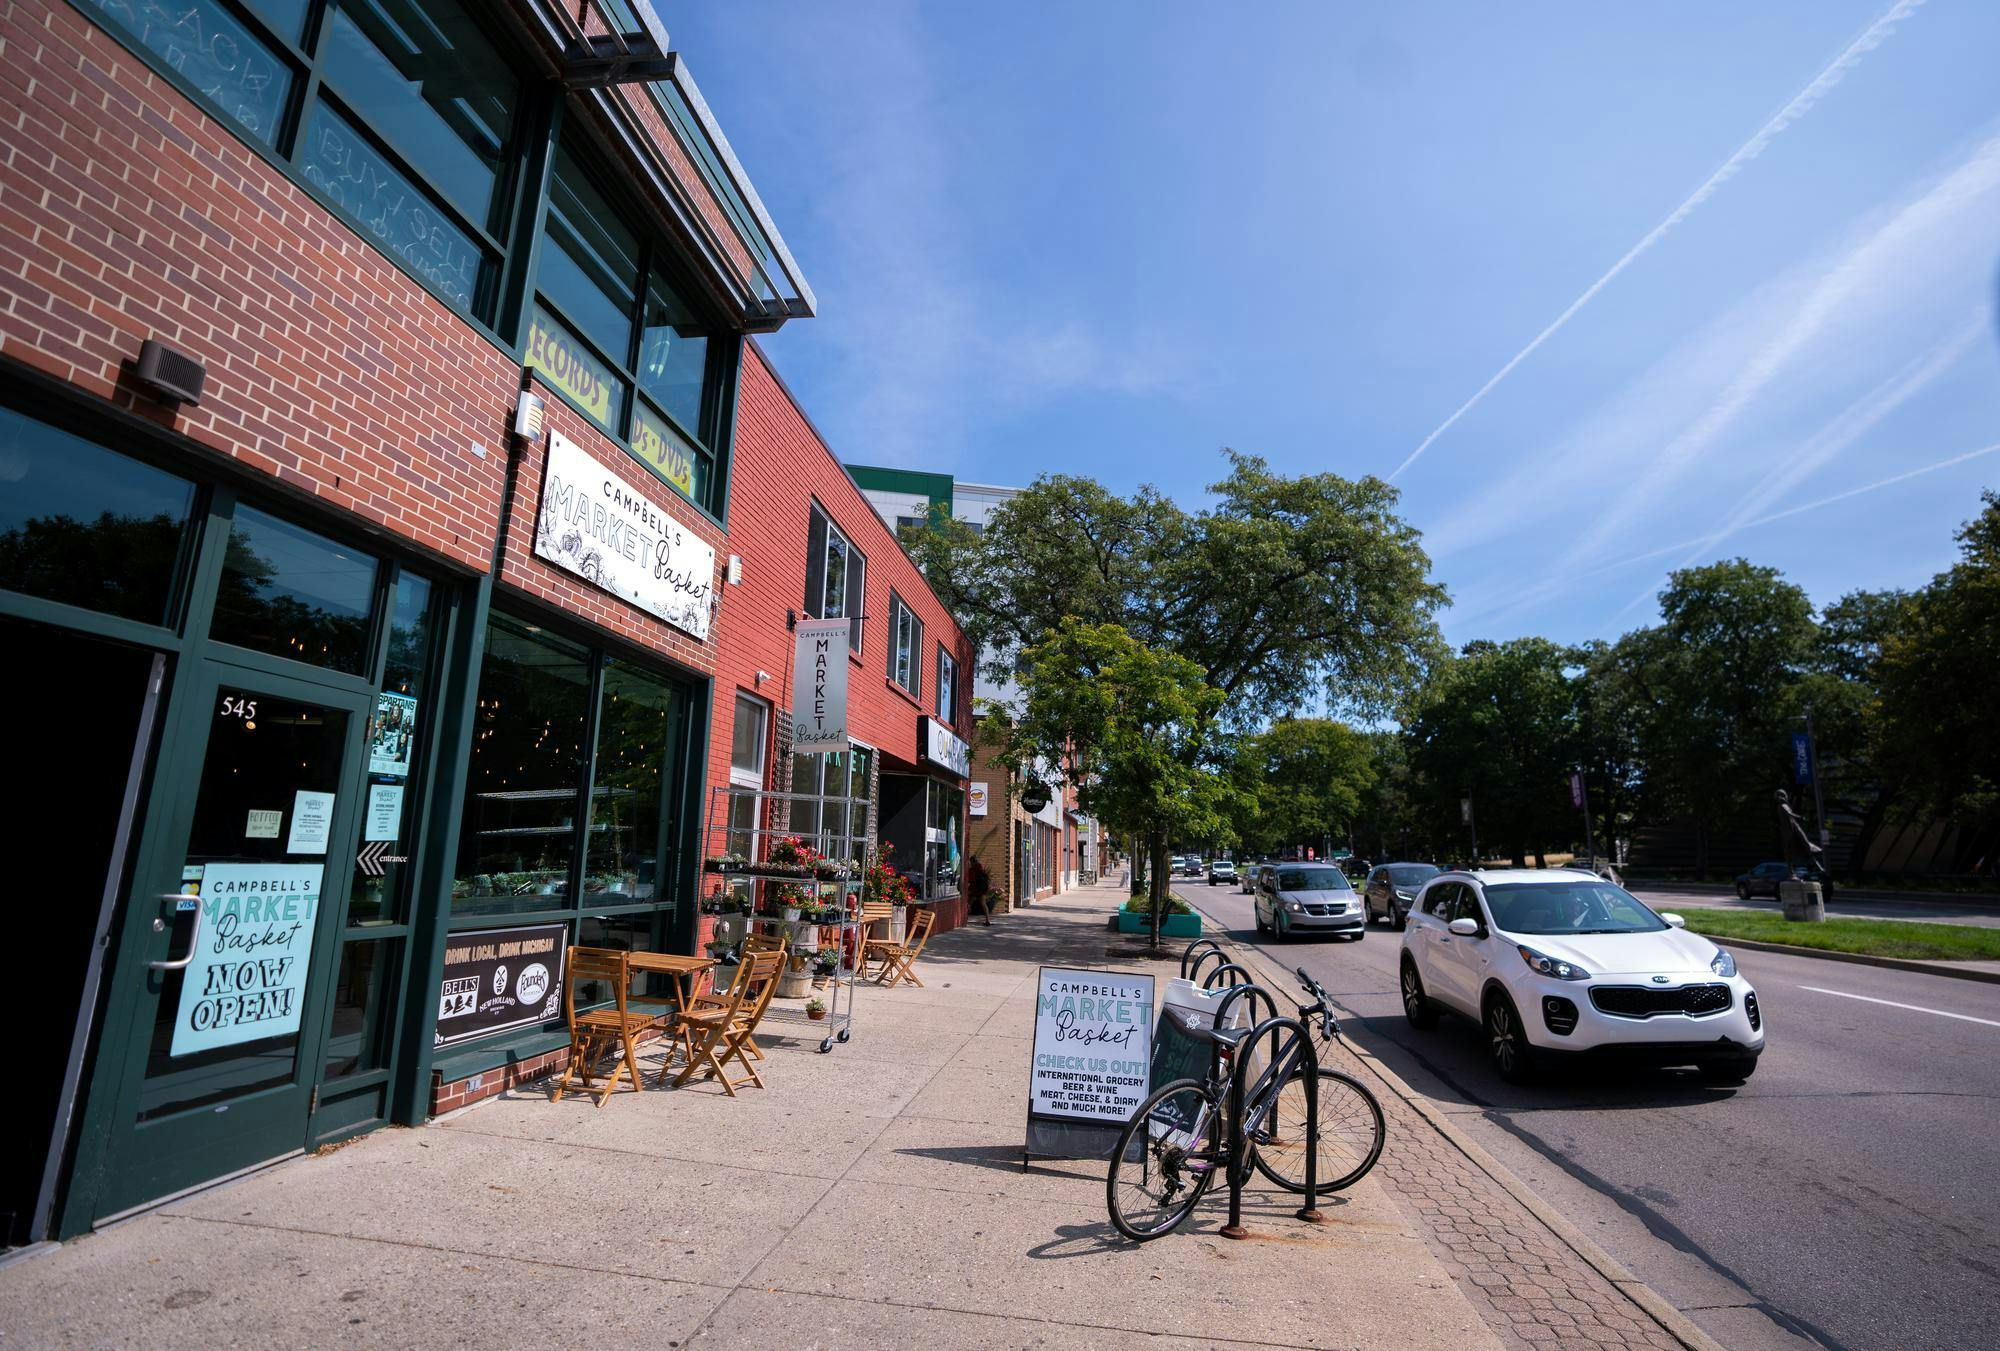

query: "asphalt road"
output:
1627 885 2000 930
1181 882 2000 1351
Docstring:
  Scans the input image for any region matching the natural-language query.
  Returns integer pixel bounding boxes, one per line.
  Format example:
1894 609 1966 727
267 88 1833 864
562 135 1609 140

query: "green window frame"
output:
888 592 922 697
527 132 737 517
68 0 531 335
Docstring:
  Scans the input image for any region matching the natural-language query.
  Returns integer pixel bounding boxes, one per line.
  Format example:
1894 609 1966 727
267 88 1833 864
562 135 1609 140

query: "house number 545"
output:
219 695 258 720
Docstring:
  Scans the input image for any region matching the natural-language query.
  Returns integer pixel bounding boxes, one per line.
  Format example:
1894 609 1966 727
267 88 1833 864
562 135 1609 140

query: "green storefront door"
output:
90 657 372 1221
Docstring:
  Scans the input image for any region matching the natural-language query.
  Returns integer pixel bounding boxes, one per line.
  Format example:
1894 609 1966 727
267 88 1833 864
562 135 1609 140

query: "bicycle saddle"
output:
1193 1023 1253 1049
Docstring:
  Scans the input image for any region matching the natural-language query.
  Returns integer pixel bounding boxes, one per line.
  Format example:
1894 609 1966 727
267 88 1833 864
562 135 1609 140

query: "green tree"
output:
984 620 1240 943
1230 719 1376 856
1874 493 2000 873
1402 638 1576 866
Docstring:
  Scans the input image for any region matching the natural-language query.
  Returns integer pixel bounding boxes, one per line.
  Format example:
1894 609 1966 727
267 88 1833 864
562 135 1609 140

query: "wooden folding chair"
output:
856 902 895 977
873 908 936 989
674 948 784 1095
553 948 660 1107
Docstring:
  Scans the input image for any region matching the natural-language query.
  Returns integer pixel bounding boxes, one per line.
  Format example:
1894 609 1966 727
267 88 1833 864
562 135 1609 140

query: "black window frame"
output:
69 0 534 339
887 592 922 697
528 129 738 518
804 502 866 653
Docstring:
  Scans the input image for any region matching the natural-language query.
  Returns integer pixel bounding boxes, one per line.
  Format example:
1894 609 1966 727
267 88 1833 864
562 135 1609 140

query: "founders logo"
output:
516 963 551 1007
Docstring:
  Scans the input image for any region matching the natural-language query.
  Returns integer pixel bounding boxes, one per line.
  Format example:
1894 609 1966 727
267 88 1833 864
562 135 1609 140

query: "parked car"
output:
1239 863 1262 895
1254 862 1365 941
1398 869 1763 1085
1207 859 1238 886
1363 862 1441 929
1735 861 1832 900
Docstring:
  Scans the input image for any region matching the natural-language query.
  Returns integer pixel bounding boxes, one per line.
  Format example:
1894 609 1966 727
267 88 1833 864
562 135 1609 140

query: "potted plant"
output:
774 881 813 922
805 996 828 1021
1116 893 1202 938
703 852 747 875
766 835 818 877
811 947 839 988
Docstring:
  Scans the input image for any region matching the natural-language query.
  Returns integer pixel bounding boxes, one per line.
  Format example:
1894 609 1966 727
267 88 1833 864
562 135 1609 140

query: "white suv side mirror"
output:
1447 917 1480 937
1660 912 1686 929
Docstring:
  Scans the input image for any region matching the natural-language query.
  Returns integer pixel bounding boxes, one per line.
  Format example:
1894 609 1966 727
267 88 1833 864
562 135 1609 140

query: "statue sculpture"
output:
1774 789 1822 870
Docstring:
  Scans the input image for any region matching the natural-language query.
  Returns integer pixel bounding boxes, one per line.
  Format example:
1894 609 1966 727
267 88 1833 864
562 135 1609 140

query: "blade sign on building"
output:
791 617 852 752
534 432 716 640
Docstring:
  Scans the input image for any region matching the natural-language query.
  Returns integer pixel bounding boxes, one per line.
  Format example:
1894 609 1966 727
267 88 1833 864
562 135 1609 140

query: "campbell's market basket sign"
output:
534 432 717 640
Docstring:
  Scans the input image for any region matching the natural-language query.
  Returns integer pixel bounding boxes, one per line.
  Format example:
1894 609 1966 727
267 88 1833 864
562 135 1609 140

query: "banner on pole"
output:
790 617 852 752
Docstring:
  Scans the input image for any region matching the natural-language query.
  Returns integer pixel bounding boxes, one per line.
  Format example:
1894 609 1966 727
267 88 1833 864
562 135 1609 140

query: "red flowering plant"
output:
764 834 819 876
862 843 918 907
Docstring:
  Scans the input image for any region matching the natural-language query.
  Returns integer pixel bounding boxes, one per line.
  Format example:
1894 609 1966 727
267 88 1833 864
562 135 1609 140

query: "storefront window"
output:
584 659 681 901
0 406 194 624
455 616 592 914
926 781 964 899
790 746 872 862
211 506 380 675
347 569 438 925
935 644 957 724
805 504 865 651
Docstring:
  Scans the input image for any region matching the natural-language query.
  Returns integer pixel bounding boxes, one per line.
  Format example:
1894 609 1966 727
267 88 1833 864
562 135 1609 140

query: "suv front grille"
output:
1590 984 1733 1019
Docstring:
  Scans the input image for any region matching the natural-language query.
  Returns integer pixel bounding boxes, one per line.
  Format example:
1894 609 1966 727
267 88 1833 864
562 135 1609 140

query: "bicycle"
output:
1106 965 1387 1241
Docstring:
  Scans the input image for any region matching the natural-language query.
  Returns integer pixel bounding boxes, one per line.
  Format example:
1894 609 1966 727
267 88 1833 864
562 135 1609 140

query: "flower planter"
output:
806 1006 828 1021
1117 910 1201 938
776 967 814 999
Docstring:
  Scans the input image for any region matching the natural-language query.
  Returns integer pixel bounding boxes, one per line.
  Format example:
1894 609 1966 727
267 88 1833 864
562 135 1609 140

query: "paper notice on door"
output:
245 809 282 839
365 783 405 842
286 791 335 854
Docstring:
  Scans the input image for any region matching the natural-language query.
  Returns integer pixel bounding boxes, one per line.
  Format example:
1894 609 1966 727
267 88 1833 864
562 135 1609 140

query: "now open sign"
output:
170 862 323 1056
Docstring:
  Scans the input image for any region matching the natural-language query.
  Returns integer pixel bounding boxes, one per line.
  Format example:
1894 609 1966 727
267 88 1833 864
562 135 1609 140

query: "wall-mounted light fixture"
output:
727 554 743 585
512 392 546 442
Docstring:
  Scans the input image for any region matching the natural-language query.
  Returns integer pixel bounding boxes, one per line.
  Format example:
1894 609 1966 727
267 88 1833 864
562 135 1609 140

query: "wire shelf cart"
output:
701 782 873 1053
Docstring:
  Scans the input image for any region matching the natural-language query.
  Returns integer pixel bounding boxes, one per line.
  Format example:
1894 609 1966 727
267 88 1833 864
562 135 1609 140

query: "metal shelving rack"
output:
701 782 872 1053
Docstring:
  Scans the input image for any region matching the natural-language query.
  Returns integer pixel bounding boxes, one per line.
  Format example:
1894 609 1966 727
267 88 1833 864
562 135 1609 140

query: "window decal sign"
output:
170 862 324 1056
790 617 852 753
630 404 698 500
370 691 417 777
534 432 717 640
525 308 615 425
434 923 568 1047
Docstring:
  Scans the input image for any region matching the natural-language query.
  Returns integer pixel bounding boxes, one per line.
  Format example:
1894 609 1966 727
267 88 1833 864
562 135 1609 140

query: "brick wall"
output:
0 2 515 571
704 342 976 925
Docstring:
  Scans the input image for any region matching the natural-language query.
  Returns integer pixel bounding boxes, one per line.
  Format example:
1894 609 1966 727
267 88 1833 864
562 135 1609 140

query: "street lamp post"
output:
1794 712 1828 851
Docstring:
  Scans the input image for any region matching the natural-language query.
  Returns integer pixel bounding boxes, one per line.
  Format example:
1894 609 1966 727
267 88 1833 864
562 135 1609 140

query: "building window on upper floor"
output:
888 593 923 697
935 644 957 725
74 0 527 329
804 504 865 653
526 133 733 516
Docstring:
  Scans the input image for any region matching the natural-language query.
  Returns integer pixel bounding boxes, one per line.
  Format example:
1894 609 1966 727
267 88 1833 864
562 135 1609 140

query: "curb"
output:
1693 933 2000 985
1174 890 1727 1351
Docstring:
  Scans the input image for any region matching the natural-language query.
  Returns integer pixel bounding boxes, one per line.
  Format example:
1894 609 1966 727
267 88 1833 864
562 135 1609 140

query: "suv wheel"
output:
1484 992 1535 1084
1400 957 1437 1029
1736 882 1750 899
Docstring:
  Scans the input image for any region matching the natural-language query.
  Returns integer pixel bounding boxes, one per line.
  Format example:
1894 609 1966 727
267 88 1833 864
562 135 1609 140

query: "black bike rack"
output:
1225 1014 1326 1237
1178 938 1225 978
1200 961 1256 992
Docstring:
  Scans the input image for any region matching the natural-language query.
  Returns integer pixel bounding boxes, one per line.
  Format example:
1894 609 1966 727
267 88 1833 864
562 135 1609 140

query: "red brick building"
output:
2 0 970 1244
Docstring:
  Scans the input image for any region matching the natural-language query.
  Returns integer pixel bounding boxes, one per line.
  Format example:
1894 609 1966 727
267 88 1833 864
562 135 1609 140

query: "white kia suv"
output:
1398 869 1763 1084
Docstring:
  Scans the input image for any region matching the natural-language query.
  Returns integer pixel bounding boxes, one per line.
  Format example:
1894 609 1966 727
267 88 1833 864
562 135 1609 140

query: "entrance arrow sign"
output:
356 840 409 877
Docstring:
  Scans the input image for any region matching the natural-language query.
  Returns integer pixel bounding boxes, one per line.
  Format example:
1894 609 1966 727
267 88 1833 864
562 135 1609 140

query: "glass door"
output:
94 661 370 1221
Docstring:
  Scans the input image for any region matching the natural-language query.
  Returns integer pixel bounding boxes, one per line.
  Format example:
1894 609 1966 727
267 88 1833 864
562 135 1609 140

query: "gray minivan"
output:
1255 862 1365 941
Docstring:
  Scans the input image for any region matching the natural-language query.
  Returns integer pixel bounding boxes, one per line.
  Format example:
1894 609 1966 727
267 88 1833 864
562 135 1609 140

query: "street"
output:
1184 883 2000 1351
1625 885 2000 930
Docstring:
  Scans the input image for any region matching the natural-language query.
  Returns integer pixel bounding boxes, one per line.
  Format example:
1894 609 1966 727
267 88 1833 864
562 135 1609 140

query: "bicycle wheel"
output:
1106 1079 1224 1241
1250 1065 1385 1195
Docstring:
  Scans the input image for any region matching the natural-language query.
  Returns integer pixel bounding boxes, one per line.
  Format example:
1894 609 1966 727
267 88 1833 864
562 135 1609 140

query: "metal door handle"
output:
148 894 203 971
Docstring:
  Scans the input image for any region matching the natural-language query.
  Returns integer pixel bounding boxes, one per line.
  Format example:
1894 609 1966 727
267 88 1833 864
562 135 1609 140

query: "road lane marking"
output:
1798 986 2000 1028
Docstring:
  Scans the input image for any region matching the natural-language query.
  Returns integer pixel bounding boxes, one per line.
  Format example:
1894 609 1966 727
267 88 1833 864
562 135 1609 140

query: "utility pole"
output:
1797 711 1827 851
1570 771 1596 866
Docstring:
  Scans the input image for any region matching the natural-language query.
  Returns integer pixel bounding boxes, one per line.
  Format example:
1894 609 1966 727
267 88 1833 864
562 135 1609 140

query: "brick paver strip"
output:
1188 902 1719 1351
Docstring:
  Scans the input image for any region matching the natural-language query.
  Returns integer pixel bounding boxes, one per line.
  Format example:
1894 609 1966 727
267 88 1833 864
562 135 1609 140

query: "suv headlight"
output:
1285 900 1302 913
1517 945 1590 980
1710 949 1737 978
1394 889 1413 901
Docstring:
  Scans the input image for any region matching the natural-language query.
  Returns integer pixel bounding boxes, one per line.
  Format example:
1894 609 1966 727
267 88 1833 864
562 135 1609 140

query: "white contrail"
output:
1388 0 1927 483
1607 439 2000 570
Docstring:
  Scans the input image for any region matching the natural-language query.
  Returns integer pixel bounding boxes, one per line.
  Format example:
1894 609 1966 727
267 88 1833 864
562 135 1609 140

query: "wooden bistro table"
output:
625 952 718 1076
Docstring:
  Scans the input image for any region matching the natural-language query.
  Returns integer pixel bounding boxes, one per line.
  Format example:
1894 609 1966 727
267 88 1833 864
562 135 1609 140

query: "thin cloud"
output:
1388 0 1927 483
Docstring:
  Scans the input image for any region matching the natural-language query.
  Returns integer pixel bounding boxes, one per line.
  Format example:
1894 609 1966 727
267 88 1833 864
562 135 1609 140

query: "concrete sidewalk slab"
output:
0 879 1506 1349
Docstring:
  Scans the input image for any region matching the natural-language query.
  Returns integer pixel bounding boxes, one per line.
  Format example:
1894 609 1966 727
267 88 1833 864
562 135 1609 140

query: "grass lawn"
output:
1676 907 2000 962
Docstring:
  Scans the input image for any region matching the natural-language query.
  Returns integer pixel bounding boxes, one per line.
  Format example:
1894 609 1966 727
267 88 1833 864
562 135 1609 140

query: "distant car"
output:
1207 860 1238 886
1184 857 1208 877
1337 856 1372 880
1399 869 1763 1085
1239 863 1262 895
1254 862 1365 941
1735 861 1831 900
1363 862 1441 929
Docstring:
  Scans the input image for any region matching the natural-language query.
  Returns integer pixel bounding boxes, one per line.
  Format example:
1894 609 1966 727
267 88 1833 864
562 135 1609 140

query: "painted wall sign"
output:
524 308 615 425
533 431 717 640
969 782 989 817
434 923 568 1047
170 862 324 1056
1027 966 1154 1124
790 616 852 753
920 715 971 777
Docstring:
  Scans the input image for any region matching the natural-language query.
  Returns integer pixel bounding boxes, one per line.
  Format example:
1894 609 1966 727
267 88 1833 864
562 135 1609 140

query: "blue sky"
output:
673 1 2000 647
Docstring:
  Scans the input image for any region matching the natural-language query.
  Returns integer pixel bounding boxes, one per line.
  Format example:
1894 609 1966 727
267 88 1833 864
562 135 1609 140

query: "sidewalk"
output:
5 882 1619 1349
